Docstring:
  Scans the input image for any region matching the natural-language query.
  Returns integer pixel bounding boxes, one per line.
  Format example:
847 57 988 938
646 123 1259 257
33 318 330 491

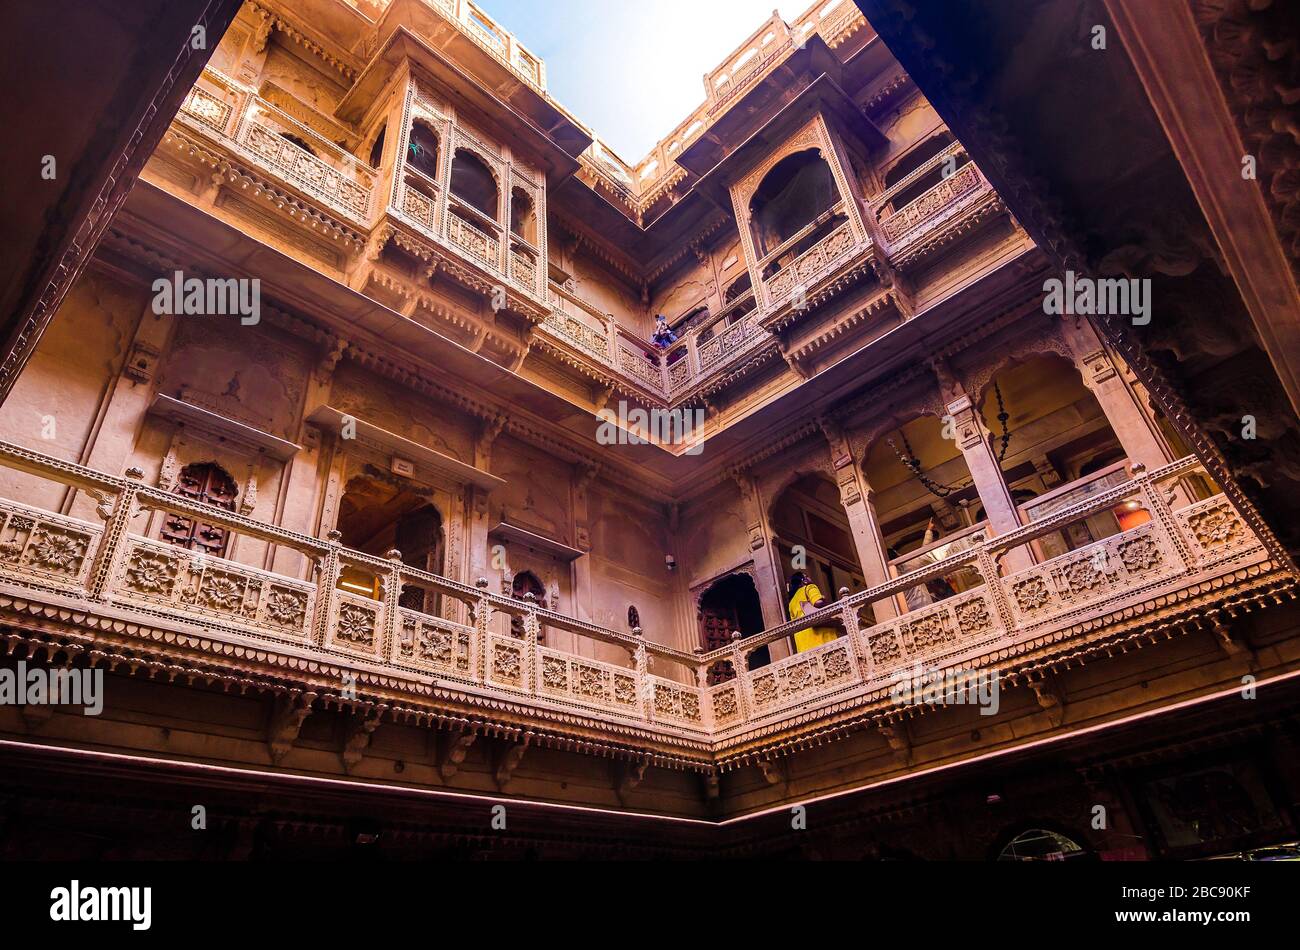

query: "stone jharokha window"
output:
407 121 439 179
881 131 968 214
451 148 498 219
510 187 536 244
161 462 239 556
748 149 840 260
510 570 547 640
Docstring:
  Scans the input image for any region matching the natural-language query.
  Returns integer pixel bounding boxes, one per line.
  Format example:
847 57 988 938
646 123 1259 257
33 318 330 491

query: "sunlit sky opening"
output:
480 0 805 161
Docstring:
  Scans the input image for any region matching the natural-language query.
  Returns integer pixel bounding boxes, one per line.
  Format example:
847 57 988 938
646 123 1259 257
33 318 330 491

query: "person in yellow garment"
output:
787 571 839 653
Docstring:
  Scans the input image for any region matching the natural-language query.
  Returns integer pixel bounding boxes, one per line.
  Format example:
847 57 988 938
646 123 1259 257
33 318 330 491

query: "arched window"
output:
407 122 439 179
627 605 640 631
510 571 547 640
451 149 498 219
724 273 752 305
162 462 239 556
748 150 838 257
510 187 536 244
368 123 387 168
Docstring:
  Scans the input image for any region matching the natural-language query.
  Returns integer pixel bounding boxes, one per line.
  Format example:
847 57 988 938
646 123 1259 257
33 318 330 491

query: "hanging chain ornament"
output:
888 430 960 499
994 381 1013 464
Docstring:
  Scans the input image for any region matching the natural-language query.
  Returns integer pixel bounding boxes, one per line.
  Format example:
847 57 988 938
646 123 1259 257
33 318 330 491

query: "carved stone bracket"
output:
267 690 316 764
439 727 478 780
878 721 912 766
756 756 787 788
616 756 651 804
340 706 386 773
1029 674 1065 728
494 733 532 791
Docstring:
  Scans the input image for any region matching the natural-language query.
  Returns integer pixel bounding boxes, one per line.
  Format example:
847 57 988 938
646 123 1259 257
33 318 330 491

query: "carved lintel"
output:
439 728 478 780
1030 675 1065 728
341 706 386 773
878 722 912 766
267 691 316 764
494 734 531 790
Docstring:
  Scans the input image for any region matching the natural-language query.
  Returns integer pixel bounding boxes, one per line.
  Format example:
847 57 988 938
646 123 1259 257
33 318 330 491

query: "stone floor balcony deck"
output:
0 441 1286 766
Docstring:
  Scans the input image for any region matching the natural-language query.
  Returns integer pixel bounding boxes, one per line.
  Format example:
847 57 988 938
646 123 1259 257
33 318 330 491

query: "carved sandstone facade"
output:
1 0 1297 859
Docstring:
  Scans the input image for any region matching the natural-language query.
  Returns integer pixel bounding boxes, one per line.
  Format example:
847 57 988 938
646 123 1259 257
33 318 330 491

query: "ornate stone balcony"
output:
873 143 1002 268
0 442 1285 767
176 69 376 228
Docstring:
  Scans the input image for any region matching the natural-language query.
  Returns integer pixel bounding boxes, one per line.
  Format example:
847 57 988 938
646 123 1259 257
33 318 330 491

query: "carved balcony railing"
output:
873 143 997 264
177 68 375 226
0 441 1281 757
695 456 1278 740
759 213 861 311
419 0 547 91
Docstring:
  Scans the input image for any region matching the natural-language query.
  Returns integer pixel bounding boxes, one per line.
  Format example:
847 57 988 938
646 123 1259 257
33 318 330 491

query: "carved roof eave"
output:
787 288 902 363
93 224 682 501
0 607 712 771
250 0 363 82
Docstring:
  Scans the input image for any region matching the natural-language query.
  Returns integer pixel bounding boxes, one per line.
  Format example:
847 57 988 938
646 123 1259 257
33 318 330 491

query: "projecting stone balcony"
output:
175 68 375 230
0 441 1285 765
873 144 1001 268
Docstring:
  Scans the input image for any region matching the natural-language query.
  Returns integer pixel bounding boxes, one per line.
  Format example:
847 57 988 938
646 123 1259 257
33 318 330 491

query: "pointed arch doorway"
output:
697 572 768 685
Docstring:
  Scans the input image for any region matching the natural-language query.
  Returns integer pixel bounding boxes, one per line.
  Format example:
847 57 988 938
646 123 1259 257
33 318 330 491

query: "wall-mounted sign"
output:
390 456 415 478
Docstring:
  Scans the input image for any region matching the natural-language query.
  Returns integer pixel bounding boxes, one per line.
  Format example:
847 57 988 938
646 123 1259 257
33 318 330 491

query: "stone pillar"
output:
729 469 787 632
1062 317 1173 472
932 356 1034 573
819 418 898 620
568 463 598 659
271 339 346 577
468 414 506 598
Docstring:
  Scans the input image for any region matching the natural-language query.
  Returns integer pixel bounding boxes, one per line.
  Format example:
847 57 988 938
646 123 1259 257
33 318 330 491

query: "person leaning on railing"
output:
787 571 838 653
